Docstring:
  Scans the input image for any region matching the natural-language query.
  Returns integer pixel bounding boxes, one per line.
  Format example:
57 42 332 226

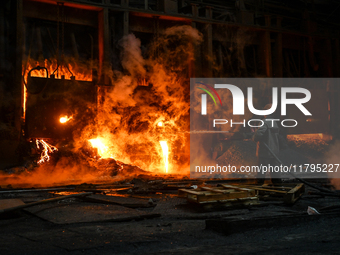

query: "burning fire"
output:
159 141 169 173
35 139 58 164
22 58 93 122
60 116 73 123
25 58 92 81
23 86 27 119
17 26 199 183
88 138 113 159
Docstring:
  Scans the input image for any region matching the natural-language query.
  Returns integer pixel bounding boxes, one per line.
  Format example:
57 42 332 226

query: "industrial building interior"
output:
1 0 340 254
1 0 340 168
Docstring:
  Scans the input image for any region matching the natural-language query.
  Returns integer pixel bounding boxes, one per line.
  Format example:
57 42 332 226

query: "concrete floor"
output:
0 189 340 255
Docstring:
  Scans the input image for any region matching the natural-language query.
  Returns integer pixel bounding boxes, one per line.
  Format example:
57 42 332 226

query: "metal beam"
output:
124 11 129 35
23 1 98 27
334 37 340 77
259 31 272 77
203 23 213 77
16 0 24 136
273 32 282 77
98 8 110 84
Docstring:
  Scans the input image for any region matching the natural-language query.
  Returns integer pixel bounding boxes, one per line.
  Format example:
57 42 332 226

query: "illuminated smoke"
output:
82 25 203 174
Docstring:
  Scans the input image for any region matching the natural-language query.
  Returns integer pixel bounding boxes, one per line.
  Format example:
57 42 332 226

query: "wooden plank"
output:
257 184 304 203
284 184 305 204
196 192 251 203
216 197 258 203
178 189 205 196
220 185 256 196
246 187 287 194
0 192 92 214
162 181 202 185
262 184 293 190
0 199 25 210
0 187 75 194
202 197 259 209
80 194 155 208
264 187 292 190
233 183 305 204
287 183 304 194
179 186 256 204
221 184 250 191
201 187 232 194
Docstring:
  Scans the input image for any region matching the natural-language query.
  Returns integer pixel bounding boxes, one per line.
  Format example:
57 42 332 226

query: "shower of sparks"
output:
36 139 58 164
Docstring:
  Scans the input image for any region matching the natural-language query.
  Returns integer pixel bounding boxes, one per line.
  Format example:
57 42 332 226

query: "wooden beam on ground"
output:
0 192 92 214
0 187 75 194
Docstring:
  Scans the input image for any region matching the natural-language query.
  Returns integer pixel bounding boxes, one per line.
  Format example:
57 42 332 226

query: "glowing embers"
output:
159 141 169 173
59 115 73 124
88 138 113 159
35 139 58 164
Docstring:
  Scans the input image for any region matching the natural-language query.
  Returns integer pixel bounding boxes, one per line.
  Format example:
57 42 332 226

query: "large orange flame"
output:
88 137 113 159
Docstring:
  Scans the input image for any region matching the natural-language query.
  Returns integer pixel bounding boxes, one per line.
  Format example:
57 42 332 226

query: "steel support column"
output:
98 8 110 84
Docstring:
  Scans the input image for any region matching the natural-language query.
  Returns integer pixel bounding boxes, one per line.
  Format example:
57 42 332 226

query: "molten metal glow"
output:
60 116 72 123
23 85 27 119
159 141 169 173
158 122 163 127
35 139 58 164
88 138 112 158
